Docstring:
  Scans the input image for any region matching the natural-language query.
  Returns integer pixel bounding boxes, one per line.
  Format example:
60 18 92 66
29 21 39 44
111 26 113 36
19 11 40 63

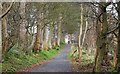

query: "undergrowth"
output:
69 47 94 65
2 42 65 72
69 45 117 72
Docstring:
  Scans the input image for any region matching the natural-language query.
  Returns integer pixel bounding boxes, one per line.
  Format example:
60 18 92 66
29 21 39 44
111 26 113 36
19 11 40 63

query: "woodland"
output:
0 1 120 73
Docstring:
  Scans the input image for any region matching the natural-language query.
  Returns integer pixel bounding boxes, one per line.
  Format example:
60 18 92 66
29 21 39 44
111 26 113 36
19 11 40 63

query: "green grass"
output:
2 43 65 72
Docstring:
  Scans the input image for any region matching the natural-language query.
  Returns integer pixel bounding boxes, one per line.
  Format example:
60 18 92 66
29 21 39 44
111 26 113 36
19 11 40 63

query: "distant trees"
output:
0 2 80 56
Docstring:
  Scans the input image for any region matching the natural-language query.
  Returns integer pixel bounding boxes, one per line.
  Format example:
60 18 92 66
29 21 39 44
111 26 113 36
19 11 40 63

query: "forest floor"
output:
29 44 72 72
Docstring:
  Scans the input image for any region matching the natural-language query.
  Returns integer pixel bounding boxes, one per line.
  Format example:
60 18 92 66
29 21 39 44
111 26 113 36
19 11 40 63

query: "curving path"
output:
30 44 72 72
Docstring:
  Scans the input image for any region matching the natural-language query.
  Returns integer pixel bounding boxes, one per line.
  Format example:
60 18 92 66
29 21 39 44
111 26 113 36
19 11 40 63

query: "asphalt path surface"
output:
30 44 72 72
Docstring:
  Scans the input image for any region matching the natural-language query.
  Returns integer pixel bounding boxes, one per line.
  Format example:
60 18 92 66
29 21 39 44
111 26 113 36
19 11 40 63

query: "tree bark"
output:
117 1 120 73
78 4 83 63
2 3 9 55
43 26 48 50
0 2 2 62
2 16 8 55
19 2 26 50
48 26 53 49
81 18 88 46
57 14 62 46
94 4 108 72
33 22 41 53
113 47 117 67
52 24 57 48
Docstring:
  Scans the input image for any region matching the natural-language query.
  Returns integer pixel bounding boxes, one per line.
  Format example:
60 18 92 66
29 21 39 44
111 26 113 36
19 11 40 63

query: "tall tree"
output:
78 4 83 63
93 3 109 72
0 2 2 62
2 3 9 55
57 14 62 46
33 13 42 52
19 2 26 50
116 1 120 73
48 25 53 49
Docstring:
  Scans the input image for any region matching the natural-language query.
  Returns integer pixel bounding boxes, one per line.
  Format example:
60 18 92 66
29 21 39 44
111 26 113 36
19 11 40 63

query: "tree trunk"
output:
117 22 120 73
81 18 88 46
43 26 48 50
94 4 108 72
2 16 8 55
113 47 117 67
33 23 41 53
19 2 26 50
57 14 62 46
117 1 120 73
0 2 2 62
52 25 57 48
1 3 9 59
78 4 83 63
48 26 53 49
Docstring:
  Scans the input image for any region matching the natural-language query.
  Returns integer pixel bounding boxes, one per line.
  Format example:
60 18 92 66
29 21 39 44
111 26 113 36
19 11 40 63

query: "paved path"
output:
30 44 72 72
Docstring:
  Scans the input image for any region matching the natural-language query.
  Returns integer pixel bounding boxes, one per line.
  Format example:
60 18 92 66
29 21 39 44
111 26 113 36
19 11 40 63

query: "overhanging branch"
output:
0 2 14 19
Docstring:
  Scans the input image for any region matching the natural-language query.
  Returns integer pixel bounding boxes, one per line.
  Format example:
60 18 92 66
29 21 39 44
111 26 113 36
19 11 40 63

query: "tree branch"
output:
104 21 120 36
0 2 14 19
113 31 118 38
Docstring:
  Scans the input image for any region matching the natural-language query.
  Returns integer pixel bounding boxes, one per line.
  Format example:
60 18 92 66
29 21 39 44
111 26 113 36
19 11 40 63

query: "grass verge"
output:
2 43 65 72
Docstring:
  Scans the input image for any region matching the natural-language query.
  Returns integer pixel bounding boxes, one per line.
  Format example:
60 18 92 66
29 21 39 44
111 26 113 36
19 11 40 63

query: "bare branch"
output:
104 21 120 36
0 2 14 19
113 31 118 38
